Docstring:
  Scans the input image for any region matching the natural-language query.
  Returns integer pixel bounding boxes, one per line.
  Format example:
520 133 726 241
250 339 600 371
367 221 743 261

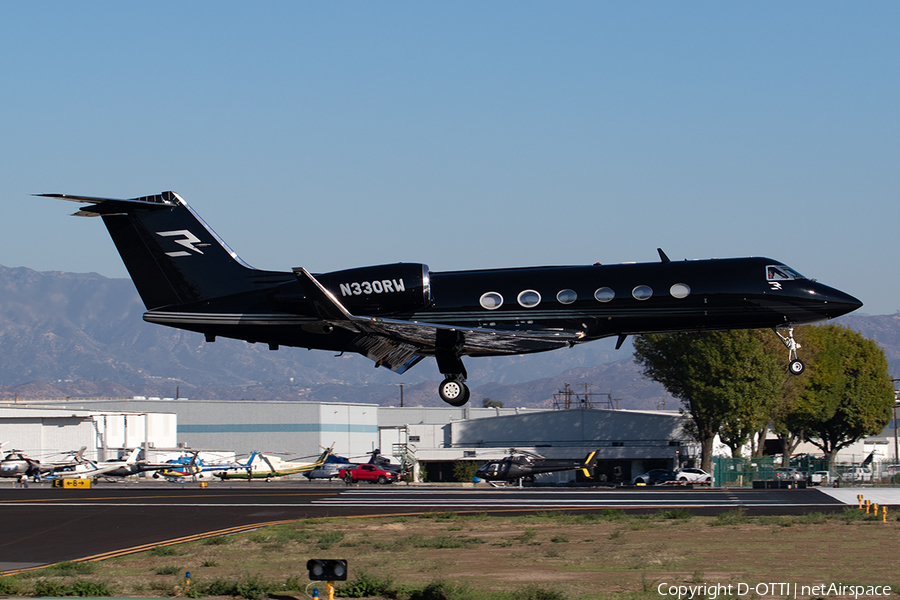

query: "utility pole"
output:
396 383 405 408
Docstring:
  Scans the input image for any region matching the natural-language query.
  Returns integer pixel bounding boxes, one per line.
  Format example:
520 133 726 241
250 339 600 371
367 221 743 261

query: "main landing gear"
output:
774 327 805 375
436 338 470 406
439 377 470 407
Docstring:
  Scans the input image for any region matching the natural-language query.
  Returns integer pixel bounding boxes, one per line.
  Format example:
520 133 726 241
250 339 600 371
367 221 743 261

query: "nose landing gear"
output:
774 327 805 375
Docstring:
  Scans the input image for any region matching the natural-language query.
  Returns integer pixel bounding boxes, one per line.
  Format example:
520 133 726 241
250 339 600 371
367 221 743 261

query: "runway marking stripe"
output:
0 519 298 577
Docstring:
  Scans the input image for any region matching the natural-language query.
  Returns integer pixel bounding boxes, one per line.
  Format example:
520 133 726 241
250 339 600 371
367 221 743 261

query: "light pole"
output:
892 379 900 463
396 383 406 408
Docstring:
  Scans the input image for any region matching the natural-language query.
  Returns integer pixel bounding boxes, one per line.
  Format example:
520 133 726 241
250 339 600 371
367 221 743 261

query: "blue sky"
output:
3 3 898 314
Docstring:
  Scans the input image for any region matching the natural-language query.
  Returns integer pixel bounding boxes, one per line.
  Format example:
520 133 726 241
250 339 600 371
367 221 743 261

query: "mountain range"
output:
1 265 897 410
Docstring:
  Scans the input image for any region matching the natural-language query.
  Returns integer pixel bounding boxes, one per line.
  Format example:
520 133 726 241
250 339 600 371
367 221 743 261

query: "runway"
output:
1 482 893 574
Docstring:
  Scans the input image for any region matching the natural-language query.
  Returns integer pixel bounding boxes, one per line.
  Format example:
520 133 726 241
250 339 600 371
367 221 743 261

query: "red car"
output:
338 464 398 484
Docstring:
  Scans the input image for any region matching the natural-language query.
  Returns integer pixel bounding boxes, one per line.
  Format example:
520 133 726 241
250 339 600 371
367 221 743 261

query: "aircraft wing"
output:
293 268 585 373
51 463 125 480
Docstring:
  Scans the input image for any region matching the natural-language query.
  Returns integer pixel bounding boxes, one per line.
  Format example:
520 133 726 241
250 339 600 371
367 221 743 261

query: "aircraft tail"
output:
580 450 599 479
40 192 284 310
125 448 141 464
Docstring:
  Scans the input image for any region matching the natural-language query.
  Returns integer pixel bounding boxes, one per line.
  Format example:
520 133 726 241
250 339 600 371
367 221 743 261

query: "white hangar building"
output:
0 405 176 463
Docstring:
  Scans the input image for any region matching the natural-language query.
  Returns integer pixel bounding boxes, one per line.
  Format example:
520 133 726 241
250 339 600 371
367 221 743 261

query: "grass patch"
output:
202 535 234 545
656 508 692 520
147 545 180 557
45 561 97 576
710 507 748 526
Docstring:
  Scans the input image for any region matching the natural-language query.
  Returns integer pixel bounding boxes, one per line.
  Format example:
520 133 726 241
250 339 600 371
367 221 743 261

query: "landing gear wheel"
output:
789 359 805 375
439 378 470 406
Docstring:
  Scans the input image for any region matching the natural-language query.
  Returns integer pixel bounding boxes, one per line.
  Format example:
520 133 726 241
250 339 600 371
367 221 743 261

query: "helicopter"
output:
473 449 599 485
0 445 88 482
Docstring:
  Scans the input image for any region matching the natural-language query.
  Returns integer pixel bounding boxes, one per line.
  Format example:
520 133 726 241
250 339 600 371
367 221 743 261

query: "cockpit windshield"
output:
766 265 806 281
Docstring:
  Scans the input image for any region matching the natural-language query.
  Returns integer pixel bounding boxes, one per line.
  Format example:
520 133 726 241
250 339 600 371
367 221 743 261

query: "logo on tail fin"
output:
157 230 206 257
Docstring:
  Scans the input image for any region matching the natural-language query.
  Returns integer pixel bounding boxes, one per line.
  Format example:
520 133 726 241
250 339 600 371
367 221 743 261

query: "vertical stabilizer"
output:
40 192 278 310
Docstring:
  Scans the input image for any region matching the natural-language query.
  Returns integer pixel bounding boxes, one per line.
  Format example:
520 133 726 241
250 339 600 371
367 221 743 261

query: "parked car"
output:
809 471 831 485
632 469 677 485
839 467 872 483
774 467 806 481
882 465 900 482
675 468 712 484
338 463 398 484
305 454 353 480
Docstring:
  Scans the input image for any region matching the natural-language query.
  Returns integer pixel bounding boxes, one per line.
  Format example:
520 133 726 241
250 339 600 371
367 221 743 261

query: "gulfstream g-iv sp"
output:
41 192 862 406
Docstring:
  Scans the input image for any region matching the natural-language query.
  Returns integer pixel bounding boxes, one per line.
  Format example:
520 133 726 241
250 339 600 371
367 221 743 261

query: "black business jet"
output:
473 449 599 485
40 191 862 406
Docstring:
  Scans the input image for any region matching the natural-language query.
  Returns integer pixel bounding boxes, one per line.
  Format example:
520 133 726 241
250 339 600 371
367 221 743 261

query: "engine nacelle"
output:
315 263 432 315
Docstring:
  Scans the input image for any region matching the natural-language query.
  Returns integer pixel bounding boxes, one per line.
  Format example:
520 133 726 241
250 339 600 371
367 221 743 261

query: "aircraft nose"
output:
809 283 863 319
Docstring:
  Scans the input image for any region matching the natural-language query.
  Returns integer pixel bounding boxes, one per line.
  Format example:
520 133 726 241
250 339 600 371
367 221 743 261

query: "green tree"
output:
791 325 893 470
482 398 504 408
452 460 481 482
634 330 784 471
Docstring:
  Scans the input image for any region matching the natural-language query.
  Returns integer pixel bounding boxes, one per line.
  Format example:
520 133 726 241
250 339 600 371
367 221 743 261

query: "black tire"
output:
378 475 387 484
439 378 470 406
789 359 805 375
343 474 352 484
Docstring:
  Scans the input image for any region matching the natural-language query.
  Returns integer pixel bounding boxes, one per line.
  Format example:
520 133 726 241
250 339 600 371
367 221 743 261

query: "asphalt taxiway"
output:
1 481 893 574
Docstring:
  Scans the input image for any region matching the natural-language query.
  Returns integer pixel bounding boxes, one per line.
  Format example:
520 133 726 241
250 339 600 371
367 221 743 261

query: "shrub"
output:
32 579 69 597
408 579 472 600
0 576 22 595
339 571 398 598
518 584 570 600
71 580 114 597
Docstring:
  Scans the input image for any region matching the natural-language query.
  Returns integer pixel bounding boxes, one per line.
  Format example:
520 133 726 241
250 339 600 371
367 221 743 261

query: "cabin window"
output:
594 287 615 303
670 283 691 299
517 290 541 308
632 285 653 300
557 289 577 304
480 292 504 310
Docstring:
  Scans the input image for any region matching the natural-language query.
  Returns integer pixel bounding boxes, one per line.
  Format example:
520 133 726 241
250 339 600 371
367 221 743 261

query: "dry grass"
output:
4 508 900 599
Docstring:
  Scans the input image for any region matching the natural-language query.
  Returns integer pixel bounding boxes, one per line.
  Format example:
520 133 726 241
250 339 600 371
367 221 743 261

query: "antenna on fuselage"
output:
657 248 671 263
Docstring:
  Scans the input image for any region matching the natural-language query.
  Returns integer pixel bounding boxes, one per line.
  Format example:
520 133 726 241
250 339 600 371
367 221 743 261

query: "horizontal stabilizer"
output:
37 192 177 217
